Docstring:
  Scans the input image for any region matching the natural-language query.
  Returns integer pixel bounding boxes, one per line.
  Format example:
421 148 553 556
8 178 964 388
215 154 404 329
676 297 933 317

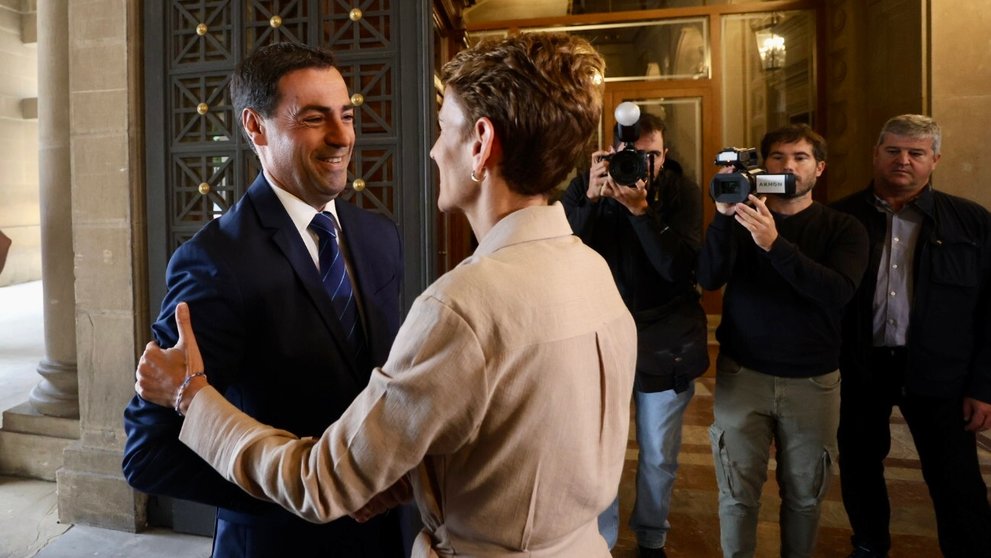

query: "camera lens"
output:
608 150 647 186
709 173 752 204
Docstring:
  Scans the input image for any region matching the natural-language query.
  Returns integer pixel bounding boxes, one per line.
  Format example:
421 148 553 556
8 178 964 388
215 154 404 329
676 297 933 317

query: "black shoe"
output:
847 546 887 558
638 546 667 558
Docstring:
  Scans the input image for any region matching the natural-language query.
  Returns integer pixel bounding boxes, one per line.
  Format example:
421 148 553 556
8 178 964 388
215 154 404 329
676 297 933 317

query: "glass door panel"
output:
721 10 817 147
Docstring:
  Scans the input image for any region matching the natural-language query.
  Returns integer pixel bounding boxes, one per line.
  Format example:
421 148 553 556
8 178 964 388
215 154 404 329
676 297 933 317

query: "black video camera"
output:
709 147 796 204
603 102 655 187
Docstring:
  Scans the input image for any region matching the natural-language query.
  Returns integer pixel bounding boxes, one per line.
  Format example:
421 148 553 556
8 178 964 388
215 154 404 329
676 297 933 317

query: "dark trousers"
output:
838 347 991 557
212 507 405 558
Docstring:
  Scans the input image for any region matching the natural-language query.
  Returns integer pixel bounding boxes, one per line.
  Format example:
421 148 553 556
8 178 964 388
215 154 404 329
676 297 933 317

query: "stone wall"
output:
931 2 991 209
56 0 148 531
0 0 39 286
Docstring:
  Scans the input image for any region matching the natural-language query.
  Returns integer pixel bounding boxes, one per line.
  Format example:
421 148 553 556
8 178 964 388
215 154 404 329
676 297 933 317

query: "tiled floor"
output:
608 374 991 558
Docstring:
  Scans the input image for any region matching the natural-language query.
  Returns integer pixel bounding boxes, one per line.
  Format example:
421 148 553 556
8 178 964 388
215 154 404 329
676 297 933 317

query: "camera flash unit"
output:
614 102 640 126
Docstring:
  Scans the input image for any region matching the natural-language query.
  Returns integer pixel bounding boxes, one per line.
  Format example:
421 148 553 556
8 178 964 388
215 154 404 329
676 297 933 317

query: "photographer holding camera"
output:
698 124 868 558
562 110 708 558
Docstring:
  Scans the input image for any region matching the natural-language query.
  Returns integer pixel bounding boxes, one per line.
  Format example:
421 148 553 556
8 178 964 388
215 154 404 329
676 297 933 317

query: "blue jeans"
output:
598 382 695 549
709 354 839 558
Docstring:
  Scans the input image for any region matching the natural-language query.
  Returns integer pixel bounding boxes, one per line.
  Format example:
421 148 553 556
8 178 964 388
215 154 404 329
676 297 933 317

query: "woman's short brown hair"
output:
441 33 605 196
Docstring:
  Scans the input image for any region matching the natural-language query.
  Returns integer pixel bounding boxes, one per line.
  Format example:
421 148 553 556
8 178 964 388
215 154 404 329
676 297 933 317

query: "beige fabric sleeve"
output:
179 295 487 523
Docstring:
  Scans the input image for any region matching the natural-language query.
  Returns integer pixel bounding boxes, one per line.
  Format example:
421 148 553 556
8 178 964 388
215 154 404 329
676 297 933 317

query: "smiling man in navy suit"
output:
122 43 405 557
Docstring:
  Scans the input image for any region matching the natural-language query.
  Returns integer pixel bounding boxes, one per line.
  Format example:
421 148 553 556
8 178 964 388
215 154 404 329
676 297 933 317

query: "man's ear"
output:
471 116 500 172
242 108 267 148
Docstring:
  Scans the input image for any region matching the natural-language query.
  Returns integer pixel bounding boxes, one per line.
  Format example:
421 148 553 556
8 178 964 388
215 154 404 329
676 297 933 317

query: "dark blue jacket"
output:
833 184 991 402
123 174 405 557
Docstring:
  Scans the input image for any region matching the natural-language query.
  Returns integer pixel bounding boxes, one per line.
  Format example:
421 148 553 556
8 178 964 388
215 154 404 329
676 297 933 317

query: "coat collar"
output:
470 202 573 260
865 182 936 220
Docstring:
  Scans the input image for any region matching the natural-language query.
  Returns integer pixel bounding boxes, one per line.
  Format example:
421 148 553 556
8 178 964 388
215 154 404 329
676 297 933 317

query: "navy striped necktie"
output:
309 212 365 358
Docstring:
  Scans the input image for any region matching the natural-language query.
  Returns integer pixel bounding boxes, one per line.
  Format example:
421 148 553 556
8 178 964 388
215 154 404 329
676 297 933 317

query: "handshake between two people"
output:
133 302 410 523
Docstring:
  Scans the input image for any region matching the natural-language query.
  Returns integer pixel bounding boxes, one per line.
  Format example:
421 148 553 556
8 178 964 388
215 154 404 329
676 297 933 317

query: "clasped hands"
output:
133 302 408 522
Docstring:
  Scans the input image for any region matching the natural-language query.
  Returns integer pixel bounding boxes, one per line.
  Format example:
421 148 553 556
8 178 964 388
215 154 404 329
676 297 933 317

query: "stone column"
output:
29 0 79 418
55 0 149 531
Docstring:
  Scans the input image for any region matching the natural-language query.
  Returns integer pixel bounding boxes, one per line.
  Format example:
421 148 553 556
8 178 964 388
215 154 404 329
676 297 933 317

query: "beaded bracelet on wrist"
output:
175 371 206 417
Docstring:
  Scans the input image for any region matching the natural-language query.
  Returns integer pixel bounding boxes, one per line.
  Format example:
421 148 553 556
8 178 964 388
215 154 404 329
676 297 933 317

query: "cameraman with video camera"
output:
698 124 868 558
562 108 708 558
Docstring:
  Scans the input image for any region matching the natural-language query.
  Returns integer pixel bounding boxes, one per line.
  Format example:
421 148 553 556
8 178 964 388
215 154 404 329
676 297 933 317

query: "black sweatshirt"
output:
698 201 868 377
562 166 702 313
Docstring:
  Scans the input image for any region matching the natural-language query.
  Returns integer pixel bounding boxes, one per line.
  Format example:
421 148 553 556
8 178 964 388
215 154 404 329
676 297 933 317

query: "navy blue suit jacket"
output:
123 174 404 557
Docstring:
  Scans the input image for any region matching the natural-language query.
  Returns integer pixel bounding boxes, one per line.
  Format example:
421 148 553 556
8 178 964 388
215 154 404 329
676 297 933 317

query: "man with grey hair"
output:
833 114 991 558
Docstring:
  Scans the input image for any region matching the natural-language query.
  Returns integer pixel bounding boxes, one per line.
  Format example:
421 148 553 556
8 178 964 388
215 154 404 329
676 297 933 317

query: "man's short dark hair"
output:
638 112 667 138
760 124 827 162
231 42 338 120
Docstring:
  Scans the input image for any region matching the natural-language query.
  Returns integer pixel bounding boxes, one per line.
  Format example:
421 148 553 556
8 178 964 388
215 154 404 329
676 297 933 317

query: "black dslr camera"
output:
602 102 655 187
709 147 796 204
